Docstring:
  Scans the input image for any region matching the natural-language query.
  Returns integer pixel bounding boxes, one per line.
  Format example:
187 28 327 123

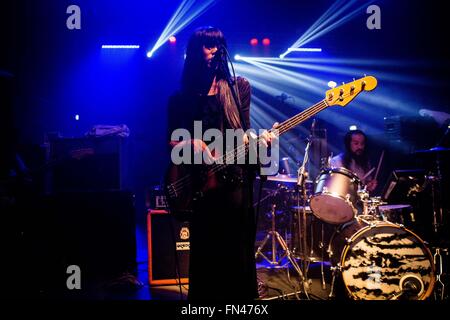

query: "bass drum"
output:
328 220 435 300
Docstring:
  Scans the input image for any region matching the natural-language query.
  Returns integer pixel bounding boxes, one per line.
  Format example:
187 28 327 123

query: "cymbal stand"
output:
255 203 310 299
430 153 449 300
296 127 326 279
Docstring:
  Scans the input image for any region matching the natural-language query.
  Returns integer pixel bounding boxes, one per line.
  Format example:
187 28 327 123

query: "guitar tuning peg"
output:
342 82 345 85
327 81 337 89
353 78 356 82
364 73 367 77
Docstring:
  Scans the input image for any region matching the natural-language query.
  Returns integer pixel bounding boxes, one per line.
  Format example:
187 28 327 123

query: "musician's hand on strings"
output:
260 122 279 148
172 139 216 164
189 139 216 164
366 179 378 193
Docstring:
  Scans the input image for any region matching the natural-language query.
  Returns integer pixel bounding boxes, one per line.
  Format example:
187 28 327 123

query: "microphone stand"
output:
297 129 313 279
295 119 327 294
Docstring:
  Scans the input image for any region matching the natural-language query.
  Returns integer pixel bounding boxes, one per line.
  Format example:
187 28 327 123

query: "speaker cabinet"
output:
48 136 129 192
34 191 137 295
147 210 189 285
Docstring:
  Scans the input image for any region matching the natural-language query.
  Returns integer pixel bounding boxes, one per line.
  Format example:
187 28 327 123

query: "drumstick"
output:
362 167 375 180
374 150 385 181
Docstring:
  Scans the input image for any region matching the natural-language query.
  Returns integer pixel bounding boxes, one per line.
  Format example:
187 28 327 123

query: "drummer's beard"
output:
351 152 367 168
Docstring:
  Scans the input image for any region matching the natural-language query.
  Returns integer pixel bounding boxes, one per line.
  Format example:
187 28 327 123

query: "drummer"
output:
330 129 377 193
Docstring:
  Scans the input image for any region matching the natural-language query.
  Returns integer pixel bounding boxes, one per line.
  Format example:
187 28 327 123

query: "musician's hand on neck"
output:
260 122 279 148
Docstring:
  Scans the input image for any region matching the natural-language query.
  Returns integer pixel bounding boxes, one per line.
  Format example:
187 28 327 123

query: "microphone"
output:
215 44 228 62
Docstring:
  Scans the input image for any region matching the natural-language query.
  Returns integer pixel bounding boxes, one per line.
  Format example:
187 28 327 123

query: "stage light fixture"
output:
284 0 375 53
147 0 217 58
280 47 322 59
101 45 140 49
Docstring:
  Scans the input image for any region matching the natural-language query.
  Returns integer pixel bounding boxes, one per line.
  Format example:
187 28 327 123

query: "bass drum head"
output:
336 222 435 300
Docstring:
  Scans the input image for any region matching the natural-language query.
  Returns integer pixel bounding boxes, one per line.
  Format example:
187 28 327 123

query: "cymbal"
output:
258 174 298 183
414 146 450 154
291 205 312 212
379 204 411 211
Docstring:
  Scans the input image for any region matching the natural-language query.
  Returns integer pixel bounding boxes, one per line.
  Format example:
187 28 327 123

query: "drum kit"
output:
255 161 446 300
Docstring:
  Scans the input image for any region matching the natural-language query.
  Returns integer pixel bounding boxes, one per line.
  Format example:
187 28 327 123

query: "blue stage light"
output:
101 45 140 49
147 0 217 58
280 48 322 59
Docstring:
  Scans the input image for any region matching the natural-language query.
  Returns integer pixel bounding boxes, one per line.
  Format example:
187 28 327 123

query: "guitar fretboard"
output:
208 98 329 170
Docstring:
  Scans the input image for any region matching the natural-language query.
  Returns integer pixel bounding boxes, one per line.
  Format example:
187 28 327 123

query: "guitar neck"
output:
268 99 328 136
212 98 329 167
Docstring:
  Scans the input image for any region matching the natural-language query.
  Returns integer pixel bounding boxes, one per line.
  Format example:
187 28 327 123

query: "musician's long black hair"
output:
181 26 242 129
343 129 370 171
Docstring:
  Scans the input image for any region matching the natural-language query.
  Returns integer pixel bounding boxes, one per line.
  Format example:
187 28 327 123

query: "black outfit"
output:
167 77 258 300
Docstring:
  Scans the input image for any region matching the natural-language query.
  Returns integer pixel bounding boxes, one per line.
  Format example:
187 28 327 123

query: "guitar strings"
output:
169 89 357 194
168 99 329 194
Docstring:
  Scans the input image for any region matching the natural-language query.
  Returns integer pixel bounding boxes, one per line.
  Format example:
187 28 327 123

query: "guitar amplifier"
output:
147 209 189 285
47 136 129 192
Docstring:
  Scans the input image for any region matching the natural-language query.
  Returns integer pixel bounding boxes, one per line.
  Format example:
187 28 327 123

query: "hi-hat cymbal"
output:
257 174 297 183
291 205 312 212
414 146 450 154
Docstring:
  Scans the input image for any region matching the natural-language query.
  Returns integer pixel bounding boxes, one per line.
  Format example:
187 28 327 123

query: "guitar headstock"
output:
325 76 377 107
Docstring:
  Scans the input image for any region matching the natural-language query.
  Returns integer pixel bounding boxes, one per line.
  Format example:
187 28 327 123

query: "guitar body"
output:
165 163 218 219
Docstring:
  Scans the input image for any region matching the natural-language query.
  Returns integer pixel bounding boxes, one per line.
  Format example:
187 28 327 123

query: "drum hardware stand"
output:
287 119 325 299
426 174 444 235
319 226 327 290
255 204 287 266
296 131 312 272
255 203 310 299
328 264 341 299
434 248 448 300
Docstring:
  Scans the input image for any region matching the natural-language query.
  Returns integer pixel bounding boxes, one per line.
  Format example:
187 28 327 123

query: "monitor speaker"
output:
147 210 189 285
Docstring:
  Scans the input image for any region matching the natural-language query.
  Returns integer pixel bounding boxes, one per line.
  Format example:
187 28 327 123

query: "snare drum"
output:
328 220 435 300
310 167 361 224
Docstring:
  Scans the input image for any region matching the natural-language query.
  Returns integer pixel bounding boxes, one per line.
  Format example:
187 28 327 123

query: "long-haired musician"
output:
331 129 378 192
167 26 275 300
